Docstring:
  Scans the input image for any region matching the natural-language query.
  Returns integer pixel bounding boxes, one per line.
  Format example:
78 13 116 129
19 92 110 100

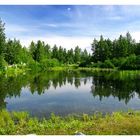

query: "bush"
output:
79 59 92 67
0 56 8 71
27 60 40 71
111 58 126 67
135 55 140 69
96 61 104 68
40 58 60 70
103 60 115 68
119 54 140 70
91 60 114 69
79 61 88 67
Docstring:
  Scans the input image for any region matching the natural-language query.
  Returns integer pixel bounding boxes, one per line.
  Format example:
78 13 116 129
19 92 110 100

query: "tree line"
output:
0 19 140 71
90 32 140 70
0 19 90 71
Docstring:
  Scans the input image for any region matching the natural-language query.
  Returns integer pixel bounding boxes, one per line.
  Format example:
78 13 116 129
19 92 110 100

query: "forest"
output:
0 19 140 72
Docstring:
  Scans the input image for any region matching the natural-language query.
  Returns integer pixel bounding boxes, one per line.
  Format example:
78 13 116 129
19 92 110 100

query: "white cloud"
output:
18 36 93 53
42 22 87 29
67 7 71 11
5 24 28 32
107 16 123 21
131 32 140 42
43 23 57 27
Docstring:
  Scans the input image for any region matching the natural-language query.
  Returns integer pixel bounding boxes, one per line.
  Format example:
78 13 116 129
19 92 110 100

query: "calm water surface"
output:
1 70 140 117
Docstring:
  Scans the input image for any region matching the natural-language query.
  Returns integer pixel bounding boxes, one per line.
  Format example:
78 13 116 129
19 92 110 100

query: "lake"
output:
1 70 140 118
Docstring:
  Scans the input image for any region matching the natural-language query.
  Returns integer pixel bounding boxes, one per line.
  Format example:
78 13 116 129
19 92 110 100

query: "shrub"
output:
92 60 114 69
27 60 40 71
40 58 60 70
111 58 126 67
103 60 115 68
0 56 8 71
79 61 88 67
119 54 139 70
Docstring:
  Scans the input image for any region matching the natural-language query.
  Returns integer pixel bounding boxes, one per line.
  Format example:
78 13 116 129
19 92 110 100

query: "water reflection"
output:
91 74 140 104
0 70 140 113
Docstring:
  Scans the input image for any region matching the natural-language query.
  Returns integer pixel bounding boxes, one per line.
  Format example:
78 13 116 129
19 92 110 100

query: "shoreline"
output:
0 110 140 135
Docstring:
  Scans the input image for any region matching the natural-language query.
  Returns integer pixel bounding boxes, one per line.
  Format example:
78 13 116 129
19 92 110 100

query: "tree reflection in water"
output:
91 71 140 104
0 70 140 109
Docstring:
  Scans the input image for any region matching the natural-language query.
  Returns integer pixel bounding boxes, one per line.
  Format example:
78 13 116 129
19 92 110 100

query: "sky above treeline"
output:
0 5 140 51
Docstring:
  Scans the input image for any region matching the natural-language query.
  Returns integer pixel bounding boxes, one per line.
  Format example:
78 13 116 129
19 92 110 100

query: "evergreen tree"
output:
67 48 74 64
113 35 128 58
0 19 6 56
92 35 109 62
29 41 36 61
91 38 99 62
44 44 51 59
52 45 58 59
58 46 64 63
135 43 140 55
106 39 113 59
126 32 135 55
20 47 32 64
81 49 88 62
36 40 45 62
74 46 81 64
4 39 22 64
63 48 67 64
0 55 7 70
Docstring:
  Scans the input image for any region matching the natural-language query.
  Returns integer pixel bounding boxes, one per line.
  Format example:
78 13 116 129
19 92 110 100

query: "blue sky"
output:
0 5 140 51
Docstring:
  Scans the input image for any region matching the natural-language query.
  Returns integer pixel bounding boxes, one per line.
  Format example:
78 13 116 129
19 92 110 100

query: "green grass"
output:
46 66 78 71
46 66 115 72
4 67 27 77
78 67 116 72
1 110 140 135
1 65 140 76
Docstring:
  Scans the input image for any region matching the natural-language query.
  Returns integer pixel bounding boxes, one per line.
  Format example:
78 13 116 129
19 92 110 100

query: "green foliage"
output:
36 41 45 62
52 44 59 59
91 36 112 62
0 19 6 55
67 48 74 64
57 46 64 63
119 55 140 70
0 55 7 70
135 43 140 55
4 39 23 64
74 46 81 64
40 58 60 70
93 61 105 68
90 60 114 69
29 41 37 61
27 60 41 72
0 18 140 71
79 60 91 67
90 32 140 70
103 60 115 68
111 57 126 67
28 40 88 67
79 61 88 67
44 44 51 58
1 110 140 135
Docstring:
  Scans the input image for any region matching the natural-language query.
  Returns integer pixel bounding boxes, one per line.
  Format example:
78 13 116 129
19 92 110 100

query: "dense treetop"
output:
0 19 140 70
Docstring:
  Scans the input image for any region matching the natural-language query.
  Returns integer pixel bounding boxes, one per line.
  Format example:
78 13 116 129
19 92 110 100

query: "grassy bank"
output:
0 65 29 77
1 110 140 135
1 65 140 79
78 67 116 72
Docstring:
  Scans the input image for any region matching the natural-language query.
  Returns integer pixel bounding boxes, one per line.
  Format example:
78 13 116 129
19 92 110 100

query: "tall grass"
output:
1 110 140 135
